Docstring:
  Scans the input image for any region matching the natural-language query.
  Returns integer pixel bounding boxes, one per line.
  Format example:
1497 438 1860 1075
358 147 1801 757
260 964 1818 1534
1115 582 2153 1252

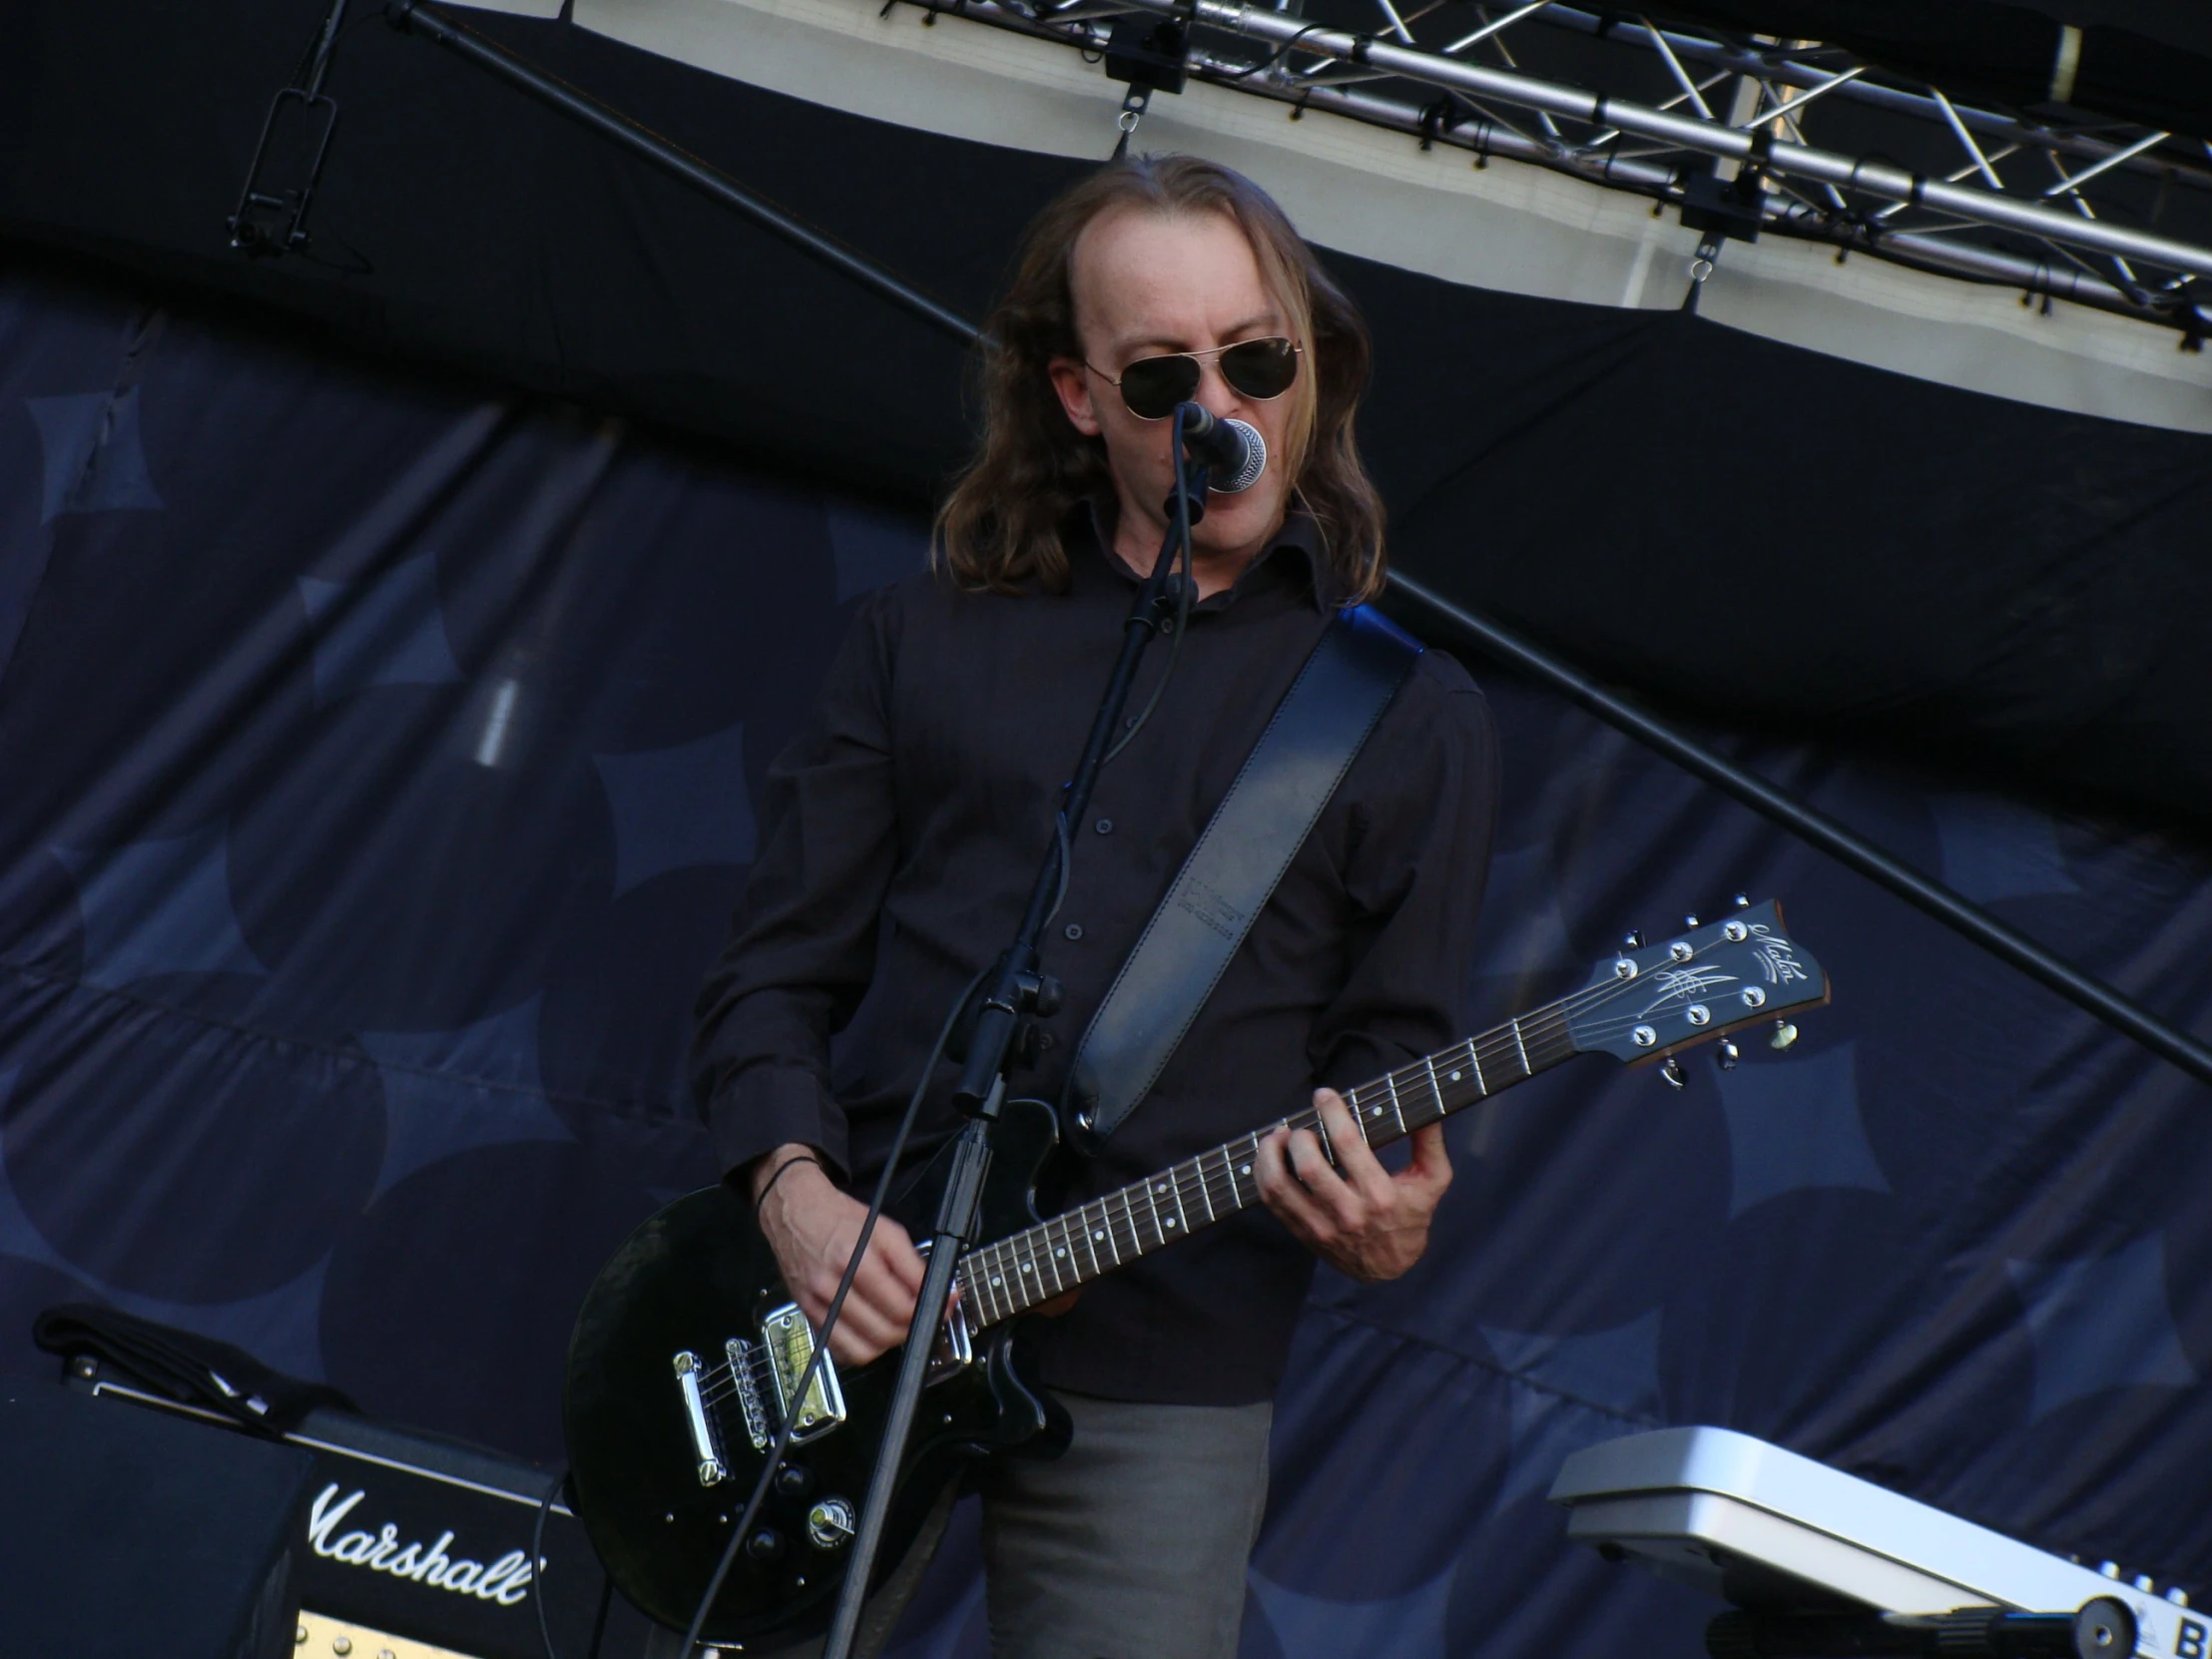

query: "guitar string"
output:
952 1006 1592 1328
699 945 1797 1394
699 1016 1560 1401
963 1026 1571 1322
713 973 1786 1366
704 1001 1741 1381
955 977 1795 1327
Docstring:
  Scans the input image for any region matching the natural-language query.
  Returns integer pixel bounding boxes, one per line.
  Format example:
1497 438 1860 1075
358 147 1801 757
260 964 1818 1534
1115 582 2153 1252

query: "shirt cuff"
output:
706 1065 850 1185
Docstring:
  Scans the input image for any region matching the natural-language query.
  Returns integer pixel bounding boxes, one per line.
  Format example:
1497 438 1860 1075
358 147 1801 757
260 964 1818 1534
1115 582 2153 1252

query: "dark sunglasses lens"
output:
1118 354 1201 419
1221 337 1300 400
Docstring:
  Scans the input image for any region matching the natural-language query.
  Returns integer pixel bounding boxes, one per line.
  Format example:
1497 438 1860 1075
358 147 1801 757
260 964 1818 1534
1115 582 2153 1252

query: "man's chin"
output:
1194 485 1292 554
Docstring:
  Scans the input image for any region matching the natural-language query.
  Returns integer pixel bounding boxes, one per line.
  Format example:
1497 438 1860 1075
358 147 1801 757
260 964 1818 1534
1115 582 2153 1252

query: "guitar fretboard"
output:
953 1000 1580 1329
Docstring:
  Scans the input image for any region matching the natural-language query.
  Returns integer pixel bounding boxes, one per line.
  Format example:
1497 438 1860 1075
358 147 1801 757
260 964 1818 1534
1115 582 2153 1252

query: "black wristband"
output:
753 1152 821 1210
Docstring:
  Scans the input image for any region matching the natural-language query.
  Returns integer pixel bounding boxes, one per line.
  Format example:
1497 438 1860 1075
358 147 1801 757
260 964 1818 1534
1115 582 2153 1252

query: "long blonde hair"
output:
935 156 1386 602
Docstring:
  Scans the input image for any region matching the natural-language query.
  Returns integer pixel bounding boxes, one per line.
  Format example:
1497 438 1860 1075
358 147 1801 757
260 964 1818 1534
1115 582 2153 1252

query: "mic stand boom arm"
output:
821 440 1211 1659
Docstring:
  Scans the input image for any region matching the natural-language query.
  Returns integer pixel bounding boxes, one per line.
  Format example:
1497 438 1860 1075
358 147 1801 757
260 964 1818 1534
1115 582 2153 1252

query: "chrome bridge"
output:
671 1301 846 1488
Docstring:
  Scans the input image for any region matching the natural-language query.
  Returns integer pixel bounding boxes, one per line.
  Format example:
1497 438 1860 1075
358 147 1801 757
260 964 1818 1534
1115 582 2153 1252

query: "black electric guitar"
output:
562 900 1829 1644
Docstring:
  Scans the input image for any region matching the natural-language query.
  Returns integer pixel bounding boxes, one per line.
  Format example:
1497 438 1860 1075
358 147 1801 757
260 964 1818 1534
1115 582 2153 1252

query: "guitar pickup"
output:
762 1304 846 1444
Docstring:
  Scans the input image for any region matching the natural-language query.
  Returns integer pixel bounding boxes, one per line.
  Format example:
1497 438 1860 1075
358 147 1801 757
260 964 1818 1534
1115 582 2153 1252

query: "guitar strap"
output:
1063 602 1423 1151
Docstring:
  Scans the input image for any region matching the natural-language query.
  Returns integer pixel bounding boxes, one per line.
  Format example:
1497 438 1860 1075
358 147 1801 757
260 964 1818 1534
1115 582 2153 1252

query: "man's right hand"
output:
751 1146 925 1367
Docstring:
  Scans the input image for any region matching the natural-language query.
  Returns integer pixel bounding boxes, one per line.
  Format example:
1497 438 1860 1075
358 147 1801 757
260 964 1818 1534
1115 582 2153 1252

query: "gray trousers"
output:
747 1390 1273 1659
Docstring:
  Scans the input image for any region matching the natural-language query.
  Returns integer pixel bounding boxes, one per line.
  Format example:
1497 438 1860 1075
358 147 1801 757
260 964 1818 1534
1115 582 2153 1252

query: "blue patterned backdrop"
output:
3 265 2210 1657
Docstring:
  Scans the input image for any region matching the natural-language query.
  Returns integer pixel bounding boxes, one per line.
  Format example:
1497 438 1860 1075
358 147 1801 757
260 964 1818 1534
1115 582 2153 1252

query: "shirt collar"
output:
1077 500 1338 614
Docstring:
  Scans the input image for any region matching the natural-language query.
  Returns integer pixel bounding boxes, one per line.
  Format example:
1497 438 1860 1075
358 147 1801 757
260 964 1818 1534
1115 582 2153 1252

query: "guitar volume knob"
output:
809 1497 857 1550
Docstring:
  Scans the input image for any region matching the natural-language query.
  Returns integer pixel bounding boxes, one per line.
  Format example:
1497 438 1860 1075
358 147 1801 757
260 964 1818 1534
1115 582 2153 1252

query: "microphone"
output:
1174 403 1267 494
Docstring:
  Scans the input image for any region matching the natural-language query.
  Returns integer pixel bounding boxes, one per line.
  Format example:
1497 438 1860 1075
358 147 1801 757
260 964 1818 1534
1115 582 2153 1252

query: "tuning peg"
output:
1660 1055 1687 1090
1622 929 1644 949
1715 1039 1741 1071
1770 1019 1799 1050
1732 892 1752 909
1683 914 1700 929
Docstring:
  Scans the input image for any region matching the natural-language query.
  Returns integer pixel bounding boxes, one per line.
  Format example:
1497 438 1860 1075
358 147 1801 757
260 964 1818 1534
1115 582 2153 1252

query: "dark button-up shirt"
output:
692 514 1498 1403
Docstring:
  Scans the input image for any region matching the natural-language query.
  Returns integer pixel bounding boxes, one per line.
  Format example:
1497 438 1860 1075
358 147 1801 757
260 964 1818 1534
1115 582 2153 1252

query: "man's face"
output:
1048 206 1301 564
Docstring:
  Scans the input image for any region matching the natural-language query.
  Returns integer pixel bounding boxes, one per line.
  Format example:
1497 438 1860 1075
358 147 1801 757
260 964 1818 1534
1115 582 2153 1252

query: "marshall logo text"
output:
306 1484 535 1606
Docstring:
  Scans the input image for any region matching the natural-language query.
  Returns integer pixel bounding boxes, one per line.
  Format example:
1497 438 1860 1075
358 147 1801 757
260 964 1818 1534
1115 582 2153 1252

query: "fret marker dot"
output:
1055 1248 1066 1258
1021 1262 1032 1273
1239 1165 1251 1176
1449 1071 1461 1082
1166 1217 1177 1228
1371 1106 1382 1116
1093 1230 1105 1241
990 1276 1001 1286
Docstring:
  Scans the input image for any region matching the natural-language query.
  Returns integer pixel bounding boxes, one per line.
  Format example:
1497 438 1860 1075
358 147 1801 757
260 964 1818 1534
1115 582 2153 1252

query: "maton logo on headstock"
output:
1748 921 1809 985
305 1483 535 1606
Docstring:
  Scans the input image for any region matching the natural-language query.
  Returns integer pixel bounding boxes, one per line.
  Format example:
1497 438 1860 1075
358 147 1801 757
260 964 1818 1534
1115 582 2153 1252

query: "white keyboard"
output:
1548 1426 2205 1659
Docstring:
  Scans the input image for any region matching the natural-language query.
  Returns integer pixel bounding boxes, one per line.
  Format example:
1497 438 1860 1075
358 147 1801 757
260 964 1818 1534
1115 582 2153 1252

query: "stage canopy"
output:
6 0 2212 824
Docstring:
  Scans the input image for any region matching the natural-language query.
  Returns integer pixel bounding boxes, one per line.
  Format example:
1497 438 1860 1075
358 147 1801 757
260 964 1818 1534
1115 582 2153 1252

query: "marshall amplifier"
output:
69 1357 670 1659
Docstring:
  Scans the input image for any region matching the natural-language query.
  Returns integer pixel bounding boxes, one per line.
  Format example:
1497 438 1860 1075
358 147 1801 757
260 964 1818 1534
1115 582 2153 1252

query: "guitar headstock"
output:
1563 899 1829 1063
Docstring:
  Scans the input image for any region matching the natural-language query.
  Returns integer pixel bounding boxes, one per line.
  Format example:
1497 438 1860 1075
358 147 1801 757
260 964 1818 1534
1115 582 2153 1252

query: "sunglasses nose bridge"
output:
1189 353 1246 414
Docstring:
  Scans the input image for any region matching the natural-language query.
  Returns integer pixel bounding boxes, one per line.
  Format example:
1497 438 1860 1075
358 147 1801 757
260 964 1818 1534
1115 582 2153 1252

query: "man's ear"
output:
1047 356 1103 436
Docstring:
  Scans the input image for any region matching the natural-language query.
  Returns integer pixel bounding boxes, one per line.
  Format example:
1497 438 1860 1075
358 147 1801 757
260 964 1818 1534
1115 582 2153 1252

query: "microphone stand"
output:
820 434 1211 1659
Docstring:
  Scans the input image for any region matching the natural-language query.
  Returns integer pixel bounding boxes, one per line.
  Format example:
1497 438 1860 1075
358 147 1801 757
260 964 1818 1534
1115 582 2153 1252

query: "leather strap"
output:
1064 604 1423 1148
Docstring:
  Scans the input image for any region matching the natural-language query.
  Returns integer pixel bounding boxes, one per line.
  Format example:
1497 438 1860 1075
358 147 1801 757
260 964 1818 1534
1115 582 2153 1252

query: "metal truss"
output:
894 0 2212 339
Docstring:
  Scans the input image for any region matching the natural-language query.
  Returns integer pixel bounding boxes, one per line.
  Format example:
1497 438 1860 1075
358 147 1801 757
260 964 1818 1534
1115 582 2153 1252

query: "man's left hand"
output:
1257 1087 1452 1283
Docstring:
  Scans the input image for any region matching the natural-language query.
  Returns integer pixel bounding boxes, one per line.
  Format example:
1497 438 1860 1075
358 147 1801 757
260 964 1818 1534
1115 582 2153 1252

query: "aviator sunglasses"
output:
1086 335 1303 420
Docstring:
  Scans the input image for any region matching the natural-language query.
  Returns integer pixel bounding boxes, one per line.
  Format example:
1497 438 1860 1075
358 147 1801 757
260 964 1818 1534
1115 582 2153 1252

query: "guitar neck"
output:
955 998 1580 1330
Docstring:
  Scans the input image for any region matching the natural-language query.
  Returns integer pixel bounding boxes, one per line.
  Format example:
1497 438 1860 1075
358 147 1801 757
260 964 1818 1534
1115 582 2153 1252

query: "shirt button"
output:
1064 923 1084 941
1094 818 1113 835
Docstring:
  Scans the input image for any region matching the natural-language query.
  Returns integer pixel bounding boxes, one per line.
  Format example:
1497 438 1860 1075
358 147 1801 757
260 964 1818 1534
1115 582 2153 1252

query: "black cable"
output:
586 1575 614 1659
1102 411 1200 765
1040 808 1076 929
1217 22 1329 80
532 1463 565 1659
677 966 989 1654
1049 410 1202 933
1385 572 2212 1091
389 1 981 347
1100 541 1192 764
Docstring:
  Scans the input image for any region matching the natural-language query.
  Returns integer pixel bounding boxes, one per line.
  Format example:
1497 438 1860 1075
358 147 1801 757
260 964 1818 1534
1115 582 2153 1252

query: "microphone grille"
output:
1218 419 1267 494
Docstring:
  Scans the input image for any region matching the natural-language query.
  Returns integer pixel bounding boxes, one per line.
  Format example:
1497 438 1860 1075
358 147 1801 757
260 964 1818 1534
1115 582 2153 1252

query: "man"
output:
693 155 1496 1658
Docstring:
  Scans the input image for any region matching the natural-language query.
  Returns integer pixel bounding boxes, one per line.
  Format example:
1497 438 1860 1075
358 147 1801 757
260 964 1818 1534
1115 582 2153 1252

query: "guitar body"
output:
562 1096 1072 1644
